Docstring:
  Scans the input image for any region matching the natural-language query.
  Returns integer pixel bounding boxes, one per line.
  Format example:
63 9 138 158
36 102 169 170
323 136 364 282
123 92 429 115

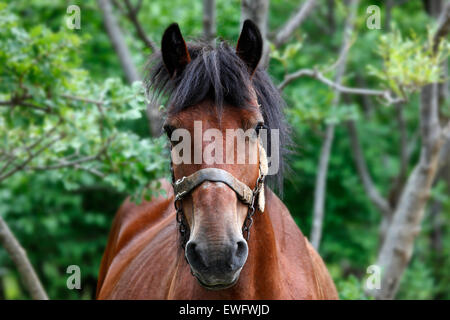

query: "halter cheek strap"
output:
256 142 268 212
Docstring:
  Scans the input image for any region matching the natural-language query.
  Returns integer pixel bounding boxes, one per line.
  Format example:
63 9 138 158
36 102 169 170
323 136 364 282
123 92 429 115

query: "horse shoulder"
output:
96 179 174 298
304 239 339 299
264 188 337 299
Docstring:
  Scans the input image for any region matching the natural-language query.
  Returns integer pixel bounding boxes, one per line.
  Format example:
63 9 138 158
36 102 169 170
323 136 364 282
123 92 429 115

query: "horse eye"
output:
255 122 265 134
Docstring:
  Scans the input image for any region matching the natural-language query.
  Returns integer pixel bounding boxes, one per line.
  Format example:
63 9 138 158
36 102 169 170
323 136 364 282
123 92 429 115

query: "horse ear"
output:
161 23 191 78
236 20 263 75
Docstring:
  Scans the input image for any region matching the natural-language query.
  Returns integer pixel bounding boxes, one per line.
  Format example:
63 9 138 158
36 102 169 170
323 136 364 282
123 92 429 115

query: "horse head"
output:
148 20 286 290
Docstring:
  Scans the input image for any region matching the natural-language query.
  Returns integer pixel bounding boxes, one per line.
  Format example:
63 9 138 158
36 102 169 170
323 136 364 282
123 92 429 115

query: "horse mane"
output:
145 40 291 194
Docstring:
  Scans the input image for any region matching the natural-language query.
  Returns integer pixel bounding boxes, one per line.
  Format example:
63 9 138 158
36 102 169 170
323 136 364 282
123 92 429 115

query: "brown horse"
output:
96 20 338 300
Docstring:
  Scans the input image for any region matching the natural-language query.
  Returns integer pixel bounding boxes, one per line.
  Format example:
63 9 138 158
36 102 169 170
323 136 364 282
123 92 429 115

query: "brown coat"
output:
96 180 338 299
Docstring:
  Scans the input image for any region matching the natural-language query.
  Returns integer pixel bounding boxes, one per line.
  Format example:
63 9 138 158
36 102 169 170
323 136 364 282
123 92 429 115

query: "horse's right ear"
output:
161 23 191 78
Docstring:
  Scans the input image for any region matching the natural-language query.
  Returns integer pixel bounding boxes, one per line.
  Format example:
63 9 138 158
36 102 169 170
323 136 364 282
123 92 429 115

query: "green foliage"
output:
271 42 303 72
0 0 449 300
397 258 435 300
0 1 168 299
368 28 450 98
0 3 169 200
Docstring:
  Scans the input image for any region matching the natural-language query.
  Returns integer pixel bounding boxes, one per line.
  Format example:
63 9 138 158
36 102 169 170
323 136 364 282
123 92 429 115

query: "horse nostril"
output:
185 241 207 270
235 240 247 258
186 239 248 274
230 240 248 271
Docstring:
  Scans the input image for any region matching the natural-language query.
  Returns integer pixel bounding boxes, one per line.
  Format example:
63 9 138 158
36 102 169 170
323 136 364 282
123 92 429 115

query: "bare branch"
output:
27 155 99 171
0 217 48 299
346 121 392 215
0 98 53 113
0 152 19 177
97 0 140 83
433 2 450 52
98 1 162 136
388 103 409 207
272 0 317 48
111 0 126 14
123 0 158 52
278 68 405 105
310 0 359 250
310 125 335 249
438 128 450 172
442 120 450 139
0 132 64 183
135 0 143 13
60 94 103 106
73 164 106 178
26 135 114 173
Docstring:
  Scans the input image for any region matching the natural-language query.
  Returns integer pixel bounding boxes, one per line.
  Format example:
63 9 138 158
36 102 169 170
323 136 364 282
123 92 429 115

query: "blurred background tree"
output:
0 0 449 300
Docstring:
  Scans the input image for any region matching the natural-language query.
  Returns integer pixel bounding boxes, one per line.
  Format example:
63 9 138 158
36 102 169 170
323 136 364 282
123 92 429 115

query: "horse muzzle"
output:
185 238 248 290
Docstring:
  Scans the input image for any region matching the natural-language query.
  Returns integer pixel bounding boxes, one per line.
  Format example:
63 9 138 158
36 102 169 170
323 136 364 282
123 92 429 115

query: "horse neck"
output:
241 188 284 297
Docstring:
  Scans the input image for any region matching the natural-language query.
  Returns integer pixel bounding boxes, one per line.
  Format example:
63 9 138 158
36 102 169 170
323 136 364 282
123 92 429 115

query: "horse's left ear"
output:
161 23 191 78
236 20 263 75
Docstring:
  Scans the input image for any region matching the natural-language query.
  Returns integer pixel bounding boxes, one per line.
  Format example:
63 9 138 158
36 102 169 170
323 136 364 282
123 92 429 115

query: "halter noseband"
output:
173 168 254 205
170 139 268 248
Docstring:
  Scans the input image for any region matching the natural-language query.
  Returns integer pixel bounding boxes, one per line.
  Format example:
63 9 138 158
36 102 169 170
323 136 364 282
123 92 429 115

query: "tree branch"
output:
60 94 104 106
123 0 158 52
27 155 99 171
310 0 359 250
346 120 392 215
0 216 48 299
26 135 114 173
387 103 409 207
272 0 317 48
0 134 64 183
0 95 53 113
97 0 140 83
278 68 405 105
433 2 450 52
98 0 162 136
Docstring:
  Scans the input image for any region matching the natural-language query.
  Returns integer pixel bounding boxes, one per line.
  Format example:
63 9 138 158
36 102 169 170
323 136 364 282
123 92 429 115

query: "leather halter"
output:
173 168 254 205
170 138 268 248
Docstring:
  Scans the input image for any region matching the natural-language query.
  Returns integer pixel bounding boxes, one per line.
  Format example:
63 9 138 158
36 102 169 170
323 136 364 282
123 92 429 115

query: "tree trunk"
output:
371 84 446 300
0 217 48 300
310 124 335 249
97 0 140 84
310 0 359 250
272 0 317 47
98 0 162 136
203 0 216 46
370 1 450 300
